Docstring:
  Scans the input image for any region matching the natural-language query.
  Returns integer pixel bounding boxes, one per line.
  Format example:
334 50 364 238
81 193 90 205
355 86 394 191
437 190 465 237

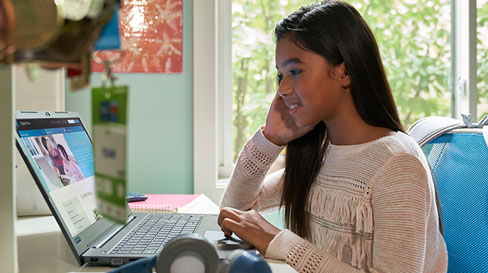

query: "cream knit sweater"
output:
220 128 448 273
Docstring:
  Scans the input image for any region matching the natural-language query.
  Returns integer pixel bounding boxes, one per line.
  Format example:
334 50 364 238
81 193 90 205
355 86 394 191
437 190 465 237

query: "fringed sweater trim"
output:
308 186 374 269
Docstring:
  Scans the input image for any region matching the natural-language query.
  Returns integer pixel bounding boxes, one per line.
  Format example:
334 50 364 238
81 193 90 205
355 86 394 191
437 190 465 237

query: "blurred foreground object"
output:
1 0 120 72
0 0 15 60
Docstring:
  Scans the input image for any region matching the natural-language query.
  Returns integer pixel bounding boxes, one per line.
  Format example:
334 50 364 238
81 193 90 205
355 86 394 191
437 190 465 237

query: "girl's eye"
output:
290 69 300 76
277 74 283 84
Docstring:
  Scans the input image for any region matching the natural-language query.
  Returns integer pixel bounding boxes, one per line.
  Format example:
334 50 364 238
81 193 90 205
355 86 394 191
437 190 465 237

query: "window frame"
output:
193 0 232 204
453 0 478 119
193 0 478 204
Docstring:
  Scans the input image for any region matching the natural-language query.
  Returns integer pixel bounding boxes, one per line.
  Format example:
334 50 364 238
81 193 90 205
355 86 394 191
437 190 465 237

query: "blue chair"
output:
408 115 488 272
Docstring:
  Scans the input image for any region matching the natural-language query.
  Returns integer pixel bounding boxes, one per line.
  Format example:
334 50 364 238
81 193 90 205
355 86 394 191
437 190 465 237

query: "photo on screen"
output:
34 134 85 188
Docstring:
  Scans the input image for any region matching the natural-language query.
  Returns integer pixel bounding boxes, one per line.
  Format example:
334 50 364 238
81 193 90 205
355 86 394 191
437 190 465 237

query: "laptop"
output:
15 111 224 266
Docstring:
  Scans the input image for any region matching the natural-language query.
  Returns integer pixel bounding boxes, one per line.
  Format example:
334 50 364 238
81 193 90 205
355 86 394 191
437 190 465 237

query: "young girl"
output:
218 1 448 272
57 144 85 182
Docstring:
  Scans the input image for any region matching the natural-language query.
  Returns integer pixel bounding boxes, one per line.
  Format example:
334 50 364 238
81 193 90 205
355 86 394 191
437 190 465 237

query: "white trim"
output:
454 0 477 120
0 65 18 273
193 0 225 204
217 0 234 179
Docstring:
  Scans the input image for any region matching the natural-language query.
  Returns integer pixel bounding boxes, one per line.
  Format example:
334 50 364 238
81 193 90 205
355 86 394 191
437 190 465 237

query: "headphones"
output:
108 233 271 273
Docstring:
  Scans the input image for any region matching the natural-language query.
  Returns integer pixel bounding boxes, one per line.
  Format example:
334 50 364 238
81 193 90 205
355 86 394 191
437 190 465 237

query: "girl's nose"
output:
277 76 292 97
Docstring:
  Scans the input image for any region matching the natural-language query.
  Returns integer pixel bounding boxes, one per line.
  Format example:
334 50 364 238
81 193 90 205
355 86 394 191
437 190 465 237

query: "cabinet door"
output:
15 66 65 216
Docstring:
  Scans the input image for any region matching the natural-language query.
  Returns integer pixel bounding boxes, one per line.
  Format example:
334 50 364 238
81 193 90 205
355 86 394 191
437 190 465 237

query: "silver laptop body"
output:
15 111 220 266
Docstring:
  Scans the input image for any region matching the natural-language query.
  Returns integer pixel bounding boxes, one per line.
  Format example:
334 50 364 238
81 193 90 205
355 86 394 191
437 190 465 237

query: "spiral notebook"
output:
128 194 201 213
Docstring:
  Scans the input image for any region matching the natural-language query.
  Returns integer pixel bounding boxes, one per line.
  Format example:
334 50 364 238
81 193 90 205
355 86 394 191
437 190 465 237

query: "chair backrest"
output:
408 116 488 273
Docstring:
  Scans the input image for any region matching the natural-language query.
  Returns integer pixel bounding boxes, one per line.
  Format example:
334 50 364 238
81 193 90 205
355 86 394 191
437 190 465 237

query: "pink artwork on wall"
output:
92 0 183 74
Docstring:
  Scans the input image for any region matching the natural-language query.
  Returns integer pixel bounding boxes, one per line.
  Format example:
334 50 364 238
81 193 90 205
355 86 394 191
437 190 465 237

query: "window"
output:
193 0 480 202
478 0 488 116
232 0 452 160
232 0 317 160
359 0 452 126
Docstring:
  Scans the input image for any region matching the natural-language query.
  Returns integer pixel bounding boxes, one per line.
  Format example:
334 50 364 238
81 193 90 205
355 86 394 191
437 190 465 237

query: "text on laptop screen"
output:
16 118 101 237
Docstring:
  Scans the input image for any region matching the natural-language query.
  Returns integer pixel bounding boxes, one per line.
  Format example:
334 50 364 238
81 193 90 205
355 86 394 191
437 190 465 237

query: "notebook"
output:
15 111 223 266
128 194 201 213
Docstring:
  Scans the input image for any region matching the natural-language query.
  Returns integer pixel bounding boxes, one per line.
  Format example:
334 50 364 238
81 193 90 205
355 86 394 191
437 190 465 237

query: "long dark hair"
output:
275 1 407 238
57 144 70 161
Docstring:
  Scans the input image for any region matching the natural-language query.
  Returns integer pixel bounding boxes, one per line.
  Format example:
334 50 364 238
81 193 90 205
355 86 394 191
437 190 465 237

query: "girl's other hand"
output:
263 93 315 146
218 207 281 255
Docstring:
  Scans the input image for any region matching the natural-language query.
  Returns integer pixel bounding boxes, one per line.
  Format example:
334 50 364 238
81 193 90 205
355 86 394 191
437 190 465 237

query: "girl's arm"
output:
220 127 285 212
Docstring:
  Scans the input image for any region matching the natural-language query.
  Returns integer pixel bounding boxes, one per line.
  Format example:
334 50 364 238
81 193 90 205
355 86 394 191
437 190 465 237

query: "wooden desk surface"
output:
17 195 296 273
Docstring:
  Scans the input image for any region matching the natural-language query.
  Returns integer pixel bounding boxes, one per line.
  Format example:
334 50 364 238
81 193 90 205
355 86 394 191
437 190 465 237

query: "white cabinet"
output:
0 65 64 273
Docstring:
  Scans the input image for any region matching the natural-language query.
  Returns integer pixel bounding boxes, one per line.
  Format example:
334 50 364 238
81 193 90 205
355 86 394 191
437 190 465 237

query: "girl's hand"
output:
263 93 315 146
218 207 281 255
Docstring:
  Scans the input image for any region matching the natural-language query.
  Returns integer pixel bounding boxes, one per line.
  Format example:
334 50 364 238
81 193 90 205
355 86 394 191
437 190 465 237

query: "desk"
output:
17 195 296 273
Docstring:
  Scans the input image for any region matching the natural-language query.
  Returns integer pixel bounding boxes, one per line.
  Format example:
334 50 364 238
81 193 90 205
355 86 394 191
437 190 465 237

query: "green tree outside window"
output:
232 0 452 160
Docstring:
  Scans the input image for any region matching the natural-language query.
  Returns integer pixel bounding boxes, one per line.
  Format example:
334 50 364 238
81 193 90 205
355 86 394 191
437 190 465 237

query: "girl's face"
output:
275 36 350 128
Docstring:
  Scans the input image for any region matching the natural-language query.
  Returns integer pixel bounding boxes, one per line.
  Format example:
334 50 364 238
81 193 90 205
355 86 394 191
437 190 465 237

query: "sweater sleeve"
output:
265 153 444 273
265 230 364 273
369 153 444 272
220 127 285 211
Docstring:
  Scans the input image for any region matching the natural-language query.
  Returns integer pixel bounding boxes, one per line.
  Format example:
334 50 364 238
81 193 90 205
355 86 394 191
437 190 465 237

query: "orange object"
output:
92 0 183 73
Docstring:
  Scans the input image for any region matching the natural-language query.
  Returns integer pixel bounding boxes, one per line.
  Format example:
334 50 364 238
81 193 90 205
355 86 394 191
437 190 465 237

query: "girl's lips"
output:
289 104 300 115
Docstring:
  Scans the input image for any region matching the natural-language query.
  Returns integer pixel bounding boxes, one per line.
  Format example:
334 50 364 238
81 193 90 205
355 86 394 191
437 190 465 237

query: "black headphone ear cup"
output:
155 234 220 273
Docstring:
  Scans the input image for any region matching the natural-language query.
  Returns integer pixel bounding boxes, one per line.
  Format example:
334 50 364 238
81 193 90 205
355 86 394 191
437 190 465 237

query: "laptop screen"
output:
16 117 101 237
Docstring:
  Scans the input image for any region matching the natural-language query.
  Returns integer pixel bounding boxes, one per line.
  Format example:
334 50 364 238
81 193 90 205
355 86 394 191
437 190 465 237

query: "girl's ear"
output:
335 62 351 89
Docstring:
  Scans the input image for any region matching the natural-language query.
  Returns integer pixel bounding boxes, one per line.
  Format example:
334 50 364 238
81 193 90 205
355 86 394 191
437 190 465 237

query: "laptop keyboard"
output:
110 214 202 255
